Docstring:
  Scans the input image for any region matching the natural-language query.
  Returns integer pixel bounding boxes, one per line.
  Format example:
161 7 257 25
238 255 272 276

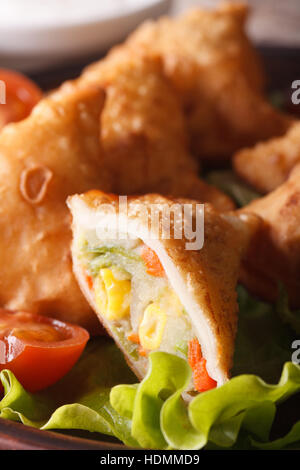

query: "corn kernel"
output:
94 274 107 315
95 267 131 321
139 303 167 350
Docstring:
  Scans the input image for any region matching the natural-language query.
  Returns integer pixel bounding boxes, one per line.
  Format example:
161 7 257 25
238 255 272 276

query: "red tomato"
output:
0 309 89 393
0 69 42 128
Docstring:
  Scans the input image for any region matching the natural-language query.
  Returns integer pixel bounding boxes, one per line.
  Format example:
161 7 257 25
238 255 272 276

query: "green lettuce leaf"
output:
206 170 260 207
1 287 300 450
269 91 285 111
276 283 300 334
111 352 192 449
109 287 300 450
0 337 139 448
252 421 300 450
233 286 295 382
110 352 300 450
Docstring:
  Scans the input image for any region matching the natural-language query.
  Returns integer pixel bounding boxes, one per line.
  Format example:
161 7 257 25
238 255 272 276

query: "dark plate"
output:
0 46 300 450
0 418 127 450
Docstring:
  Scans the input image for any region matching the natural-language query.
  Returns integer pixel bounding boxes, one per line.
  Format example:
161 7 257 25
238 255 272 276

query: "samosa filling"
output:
78 235 216 392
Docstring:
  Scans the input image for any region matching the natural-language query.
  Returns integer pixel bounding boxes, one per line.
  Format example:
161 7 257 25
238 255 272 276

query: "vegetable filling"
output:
79 236 216 392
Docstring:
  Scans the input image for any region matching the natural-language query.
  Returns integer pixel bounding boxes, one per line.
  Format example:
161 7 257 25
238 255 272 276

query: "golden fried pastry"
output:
0 55 233 331
81 50 234 209
240 163 300 306
82 50 197 195
68 191 258 387
0 82 110 330
234 121 300 193
119 1 291 162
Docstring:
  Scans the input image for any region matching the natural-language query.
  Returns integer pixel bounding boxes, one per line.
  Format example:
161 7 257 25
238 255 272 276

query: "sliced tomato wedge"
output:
141 244 165 277
0 309 89 392
0 69 42 128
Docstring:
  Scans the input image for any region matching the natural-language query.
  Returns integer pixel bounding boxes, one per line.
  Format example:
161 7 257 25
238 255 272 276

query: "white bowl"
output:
0 0 172 72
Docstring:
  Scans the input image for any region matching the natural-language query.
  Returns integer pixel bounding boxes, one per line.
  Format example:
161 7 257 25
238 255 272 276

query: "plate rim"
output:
0 417 129 450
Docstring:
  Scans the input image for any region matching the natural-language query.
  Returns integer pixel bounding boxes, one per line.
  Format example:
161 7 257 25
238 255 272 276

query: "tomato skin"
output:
0 69 42 127
141 245 165 277
0 310 89 393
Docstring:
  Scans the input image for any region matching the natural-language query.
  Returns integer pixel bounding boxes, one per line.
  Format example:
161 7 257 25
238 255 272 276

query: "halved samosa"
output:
68 191 258 390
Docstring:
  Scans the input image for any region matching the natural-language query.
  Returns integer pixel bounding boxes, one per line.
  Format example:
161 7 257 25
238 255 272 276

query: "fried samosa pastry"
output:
80 49 234 210
0 82 111 330
239 163 300 306
0 54 233 330
234 122 300 193
119 1 290 162
68 191 258 389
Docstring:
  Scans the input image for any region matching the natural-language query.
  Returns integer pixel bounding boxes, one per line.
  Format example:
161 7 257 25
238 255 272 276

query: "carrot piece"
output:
188 337 201 369
138 346 148 357
193 358 217 392
127 332 140 344
141 245 165 277
85 272 93 290
188 338 217 393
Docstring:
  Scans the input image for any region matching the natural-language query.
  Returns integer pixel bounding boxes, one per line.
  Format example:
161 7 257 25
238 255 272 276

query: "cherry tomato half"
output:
0 309 89 392
0 69 42 128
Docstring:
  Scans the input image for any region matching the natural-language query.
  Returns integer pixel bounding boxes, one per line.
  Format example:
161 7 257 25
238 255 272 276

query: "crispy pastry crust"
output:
68 191 259 381
0 83 109 330
116 2 291 161
0 53 234 330
80 49 235 209
234 122 300 194
240 163 300 306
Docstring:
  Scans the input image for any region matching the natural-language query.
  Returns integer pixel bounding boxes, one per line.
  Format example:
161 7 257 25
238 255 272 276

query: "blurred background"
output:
174 0 300 46
0 0 299 90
